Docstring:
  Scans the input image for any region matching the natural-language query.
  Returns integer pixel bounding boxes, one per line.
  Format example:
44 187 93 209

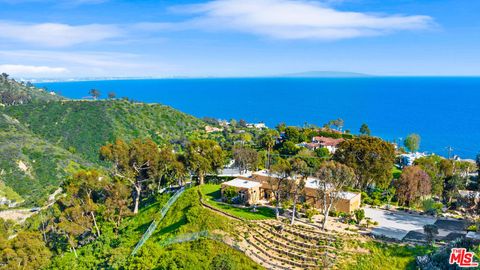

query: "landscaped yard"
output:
199 184 275 220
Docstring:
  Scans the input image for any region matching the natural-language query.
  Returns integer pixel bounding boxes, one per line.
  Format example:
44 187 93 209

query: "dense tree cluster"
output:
333 136 395 189
0 231 51 269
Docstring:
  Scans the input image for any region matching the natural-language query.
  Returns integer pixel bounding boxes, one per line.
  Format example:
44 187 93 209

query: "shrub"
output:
315 148 330 158
210 254 235 270
421 198 443 215
305 208 319 222
354 209 365 224
282 199 293 210
329 210 340 217
467 225 477 232
222 186 237 203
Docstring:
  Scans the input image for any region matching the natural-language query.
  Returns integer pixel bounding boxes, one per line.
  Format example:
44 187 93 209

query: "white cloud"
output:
0 50 178 78
0 64 68 76
0 21 123 47
173 0 434 40
0 0 108 5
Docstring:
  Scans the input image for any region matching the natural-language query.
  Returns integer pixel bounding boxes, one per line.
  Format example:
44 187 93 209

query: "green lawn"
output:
199 184 275 220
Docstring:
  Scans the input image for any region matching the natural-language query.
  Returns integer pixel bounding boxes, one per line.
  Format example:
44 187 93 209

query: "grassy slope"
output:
339 240 434 270
3 100 206 162
47 188 263 270
0 113 90 205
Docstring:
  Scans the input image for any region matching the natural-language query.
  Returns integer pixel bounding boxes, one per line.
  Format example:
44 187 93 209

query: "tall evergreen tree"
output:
100 138 161 214
185 139 224 185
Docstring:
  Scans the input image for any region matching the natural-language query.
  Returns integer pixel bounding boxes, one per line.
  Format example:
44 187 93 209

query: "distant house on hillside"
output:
246 122 267 129
298 136 344 153
399 152 427 166
205 125 223 133
218 120 230 127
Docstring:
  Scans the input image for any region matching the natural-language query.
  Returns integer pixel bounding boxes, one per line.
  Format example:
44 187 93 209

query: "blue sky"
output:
0 0 479 78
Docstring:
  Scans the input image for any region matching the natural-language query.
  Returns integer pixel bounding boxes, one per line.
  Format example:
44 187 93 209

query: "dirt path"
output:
0 209 34 223
0 188 62 223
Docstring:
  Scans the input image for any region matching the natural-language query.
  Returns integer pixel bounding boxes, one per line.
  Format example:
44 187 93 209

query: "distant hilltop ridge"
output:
13 71 372 82
280 71 372 78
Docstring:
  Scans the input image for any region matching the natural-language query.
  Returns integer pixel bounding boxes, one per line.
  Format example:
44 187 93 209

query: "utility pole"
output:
446 146 454 160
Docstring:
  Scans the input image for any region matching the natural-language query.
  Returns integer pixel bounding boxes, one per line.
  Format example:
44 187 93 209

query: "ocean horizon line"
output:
29 75 480 84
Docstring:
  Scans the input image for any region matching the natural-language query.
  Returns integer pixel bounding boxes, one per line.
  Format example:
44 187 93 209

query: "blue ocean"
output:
37 77 480 159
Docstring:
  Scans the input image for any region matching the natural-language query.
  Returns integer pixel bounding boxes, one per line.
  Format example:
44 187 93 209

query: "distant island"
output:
280 71 372 78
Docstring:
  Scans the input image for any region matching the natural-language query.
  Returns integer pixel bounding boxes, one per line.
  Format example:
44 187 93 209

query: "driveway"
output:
364 207 436 240
364 207 468 241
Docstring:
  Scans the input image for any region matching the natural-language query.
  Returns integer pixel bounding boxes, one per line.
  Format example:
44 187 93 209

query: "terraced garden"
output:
232 219 344 269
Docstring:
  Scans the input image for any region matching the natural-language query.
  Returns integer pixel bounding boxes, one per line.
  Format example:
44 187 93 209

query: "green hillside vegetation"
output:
3 100 207 162
44 188 261 269
39 182 434 270
0 180 23 205
0 113 90 205
0 75 63 105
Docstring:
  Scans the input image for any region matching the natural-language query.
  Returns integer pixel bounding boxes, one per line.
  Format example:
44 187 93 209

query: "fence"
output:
130 186 186 256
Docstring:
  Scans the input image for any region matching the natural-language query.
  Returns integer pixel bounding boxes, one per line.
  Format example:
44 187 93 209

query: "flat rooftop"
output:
222 178 261 189
253 170 360 200
338 191 360 200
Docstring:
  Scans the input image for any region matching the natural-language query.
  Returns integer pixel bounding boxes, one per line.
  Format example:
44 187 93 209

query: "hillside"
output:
3 100 207 162
47 188 263 269
0 113 90 206
281 71 371 78
0 75 64 105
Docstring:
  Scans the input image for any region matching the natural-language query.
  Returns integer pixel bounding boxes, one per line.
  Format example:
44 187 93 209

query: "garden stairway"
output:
240 219 342 269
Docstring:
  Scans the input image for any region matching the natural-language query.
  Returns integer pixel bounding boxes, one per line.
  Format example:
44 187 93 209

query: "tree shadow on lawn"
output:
136 221 153 232
205 189 221 200
153 219 186 239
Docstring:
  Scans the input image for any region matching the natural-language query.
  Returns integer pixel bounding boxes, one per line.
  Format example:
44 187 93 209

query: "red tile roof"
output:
312 136 344 147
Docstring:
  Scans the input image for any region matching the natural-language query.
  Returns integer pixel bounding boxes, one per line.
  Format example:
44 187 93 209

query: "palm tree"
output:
261 130 279 169
89 89 101 100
